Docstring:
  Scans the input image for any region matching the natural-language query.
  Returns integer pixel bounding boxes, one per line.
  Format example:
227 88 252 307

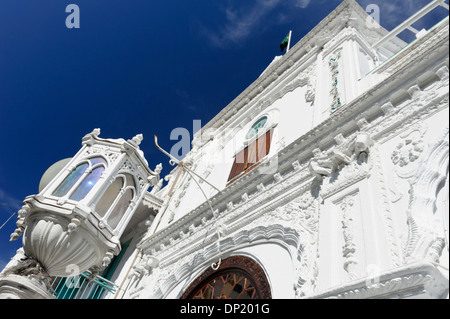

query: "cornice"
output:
142 192 164 211
150 172 314 268
304 261 448 299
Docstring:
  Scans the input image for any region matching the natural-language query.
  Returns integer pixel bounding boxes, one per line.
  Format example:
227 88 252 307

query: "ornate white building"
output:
1 0 449 299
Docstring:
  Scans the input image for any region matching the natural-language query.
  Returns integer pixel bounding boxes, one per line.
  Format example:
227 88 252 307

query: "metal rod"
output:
183 161 223 271
372 0 448 49
0 204 17 231
154 134 180 165
154 134 223 270
154 135 221 192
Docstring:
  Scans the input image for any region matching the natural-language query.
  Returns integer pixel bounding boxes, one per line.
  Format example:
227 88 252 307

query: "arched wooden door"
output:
181 256 272 299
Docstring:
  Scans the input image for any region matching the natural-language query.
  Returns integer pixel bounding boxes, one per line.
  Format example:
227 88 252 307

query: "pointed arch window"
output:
52 157 107 201
95 173 136 230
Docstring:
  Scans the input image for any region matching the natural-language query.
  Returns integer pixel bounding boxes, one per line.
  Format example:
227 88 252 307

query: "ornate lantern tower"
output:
0 129 161 298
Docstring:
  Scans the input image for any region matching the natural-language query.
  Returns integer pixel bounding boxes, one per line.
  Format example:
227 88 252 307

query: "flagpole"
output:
286 30 292 53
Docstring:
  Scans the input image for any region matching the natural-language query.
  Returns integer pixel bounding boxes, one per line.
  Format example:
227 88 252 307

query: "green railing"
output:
50 271 118 299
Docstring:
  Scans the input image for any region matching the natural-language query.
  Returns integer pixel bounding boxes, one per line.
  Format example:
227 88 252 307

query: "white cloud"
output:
199 0 446 49
294 0 311 9
0 258 8 272
0 189 21 232
0 189 21 212
357 0 434 28
200 0 295 48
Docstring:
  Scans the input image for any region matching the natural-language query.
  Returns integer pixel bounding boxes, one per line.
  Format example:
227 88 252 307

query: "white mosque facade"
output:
0 0 449 299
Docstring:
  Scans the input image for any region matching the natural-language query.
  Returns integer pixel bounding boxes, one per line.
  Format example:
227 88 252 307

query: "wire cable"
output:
0 203 17 231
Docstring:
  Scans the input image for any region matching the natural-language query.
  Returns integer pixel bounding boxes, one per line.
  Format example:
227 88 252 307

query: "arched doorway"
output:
181 256 272 299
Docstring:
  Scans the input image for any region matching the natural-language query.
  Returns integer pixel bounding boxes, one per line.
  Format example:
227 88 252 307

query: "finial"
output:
154 163 162 174
92 128 101 137
131 134 143 146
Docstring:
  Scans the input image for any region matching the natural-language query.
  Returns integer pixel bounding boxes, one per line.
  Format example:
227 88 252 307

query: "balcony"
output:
50 271 118 299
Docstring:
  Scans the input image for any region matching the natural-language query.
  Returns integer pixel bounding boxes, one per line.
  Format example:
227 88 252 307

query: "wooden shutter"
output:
247 138 258 167
227 128 273 185
227 148 246 182
256 129 272 161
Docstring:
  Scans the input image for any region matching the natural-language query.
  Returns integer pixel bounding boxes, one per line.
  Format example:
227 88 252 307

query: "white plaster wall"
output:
273 86 314 148
170 84 314 223
316 177 397 292
342 39 358 103
316 192 348 291
236 244 295 299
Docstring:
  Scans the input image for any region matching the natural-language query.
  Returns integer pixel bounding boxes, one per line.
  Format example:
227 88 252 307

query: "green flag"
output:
280 32 290 52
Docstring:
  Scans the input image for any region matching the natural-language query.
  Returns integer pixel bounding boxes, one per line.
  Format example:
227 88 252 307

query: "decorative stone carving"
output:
258 189 320 298
21 213 106 277
273 173 283 183
306 261 449 299
0 274 54 299
391 125 426 171
9 204 30 242
435 65 449 81
129 134 143 146
0 247 55 299
129 255 160 282
305 86 316 103
407 84 422 100
304 63 317 103
381 101 395 115
333 134 354 165
1 256 50 287
388 123 428 203
67 218 80 233
405 127 449 263
309 148 334 179
292 160 301 171
354 132 373 162
148 163 163 187
339 194 359 280
256 183 265 192
329 51 342 111
81 128 101 146
309 131 374 188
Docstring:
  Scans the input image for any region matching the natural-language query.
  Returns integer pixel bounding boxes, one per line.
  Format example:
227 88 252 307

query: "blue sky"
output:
0 0 448 270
